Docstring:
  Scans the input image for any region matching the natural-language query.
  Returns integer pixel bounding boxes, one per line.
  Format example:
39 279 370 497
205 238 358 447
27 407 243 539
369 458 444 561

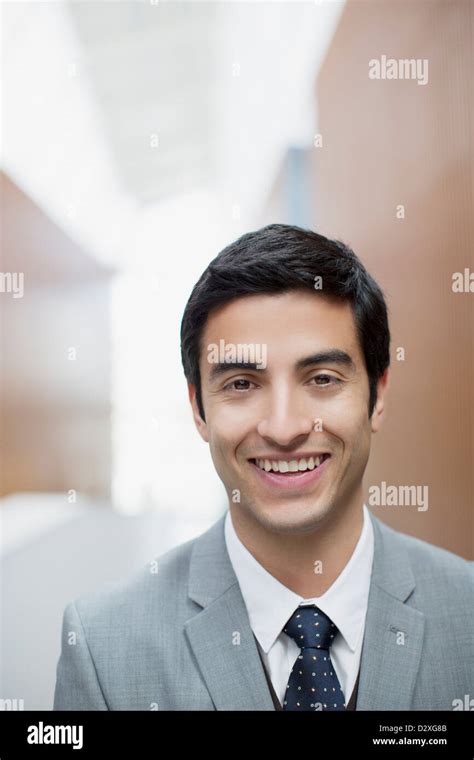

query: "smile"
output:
250 454 330 473
248 454 331 491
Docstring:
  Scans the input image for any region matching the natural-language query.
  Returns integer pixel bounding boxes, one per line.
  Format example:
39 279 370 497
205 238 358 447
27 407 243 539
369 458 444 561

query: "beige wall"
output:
0 172 114 498
311 0 473 557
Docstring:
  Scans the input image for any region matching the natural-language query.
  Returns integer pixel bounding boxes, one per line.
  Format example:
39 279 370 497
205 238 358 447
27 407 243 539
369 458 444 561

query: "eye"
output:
309 374 341 387
222 378 256 392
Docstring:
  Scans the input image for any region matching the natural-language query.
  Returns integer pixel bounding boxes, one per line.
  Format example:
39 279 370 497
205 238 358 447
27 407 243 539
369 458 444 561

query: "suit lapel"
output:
185 510 425 711
184 515 275 710
356 514 425 710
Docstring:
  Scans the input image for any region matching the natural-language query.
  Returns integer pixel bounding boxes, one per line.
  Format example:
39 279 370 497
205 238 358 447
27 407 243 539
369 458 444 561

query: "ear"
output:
188 383 209 443
370 368 389 433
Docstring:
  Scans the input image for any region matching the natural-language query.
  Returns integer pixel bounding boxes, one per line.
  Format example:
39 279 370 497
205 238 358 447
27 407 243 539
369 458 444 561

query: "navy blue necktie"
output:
282 605 346 711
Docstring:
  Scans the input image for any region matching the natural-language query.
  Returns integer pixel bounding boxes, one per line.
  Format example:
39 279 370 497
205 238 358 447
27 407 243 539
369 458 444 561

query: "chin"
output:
251 499 334 535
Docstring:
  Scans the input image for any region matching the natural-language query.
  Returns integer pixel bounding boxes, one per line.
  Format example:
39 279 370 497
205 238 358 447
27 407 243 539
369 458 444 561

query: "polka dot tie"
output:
282 604 346 711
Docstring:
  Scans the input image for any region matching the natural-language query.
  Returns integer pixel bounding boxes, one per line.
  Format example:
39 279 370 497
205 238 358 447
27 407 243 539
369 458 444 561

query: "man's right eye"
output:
223 379 254 392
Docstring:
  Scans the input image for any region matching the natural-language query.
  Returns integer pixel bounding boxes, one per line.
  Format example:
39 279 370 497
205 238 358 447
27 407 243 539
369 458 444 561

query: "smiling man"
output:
193 291 379 594
54 224 472 712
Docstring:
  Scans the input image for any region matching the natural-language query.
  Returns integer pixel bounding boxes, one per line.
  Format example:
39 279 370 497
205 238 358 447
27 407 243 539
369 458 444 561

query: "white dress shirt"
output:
224 503 374 706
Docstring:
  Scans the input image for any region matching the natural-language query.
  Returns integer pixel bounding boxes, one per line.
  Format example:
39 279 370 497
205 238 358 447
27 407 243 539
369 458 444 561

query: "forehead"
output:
200 290 364 370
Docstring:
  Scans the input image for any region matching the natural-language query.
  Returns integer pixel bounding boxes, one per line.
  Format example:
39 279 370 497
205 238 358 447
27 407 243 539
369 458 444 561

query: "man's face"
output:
190 290 387 535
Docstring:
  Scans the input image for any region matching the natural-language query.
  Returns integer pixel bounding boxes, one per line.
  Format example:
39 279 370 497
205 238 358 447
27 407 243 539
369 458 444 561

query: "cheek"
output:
207 397 256 438
318 392 370 445
207 412 248 464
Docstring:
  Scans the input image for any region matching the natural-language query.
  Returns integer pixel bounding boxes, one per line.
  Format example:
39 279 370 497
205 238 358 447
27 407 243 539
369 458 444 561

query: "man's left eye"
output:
310 374 340 386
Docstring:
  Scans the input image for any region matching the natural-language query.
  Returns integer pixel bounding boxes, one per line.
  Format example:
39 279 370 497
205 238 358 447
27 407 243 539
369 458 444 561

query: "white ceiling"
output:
2 0 346 267
67 1 220 203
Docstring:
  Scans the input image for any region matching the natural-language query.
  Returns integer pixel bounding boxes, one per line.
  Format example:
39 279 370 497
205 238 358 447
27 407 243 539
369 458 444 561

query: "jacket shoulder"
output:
374 515 473 594
70 526 204 629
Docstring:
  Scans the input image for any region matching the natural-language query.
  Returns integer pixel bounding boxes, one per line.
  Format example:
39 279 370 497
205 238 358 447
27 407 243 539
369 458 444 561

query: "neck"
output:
229 494 365 597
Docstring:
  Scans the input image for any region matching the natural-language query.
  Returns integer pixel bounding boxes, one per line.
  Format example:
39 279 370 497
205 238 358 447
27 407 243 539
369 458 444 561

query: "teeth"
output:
255 456 326 473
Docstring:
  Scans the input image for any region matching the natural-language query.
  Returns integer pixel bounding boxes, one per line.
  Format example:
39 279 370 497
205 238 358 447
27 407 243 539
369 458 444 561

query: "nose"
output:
256 385 314 447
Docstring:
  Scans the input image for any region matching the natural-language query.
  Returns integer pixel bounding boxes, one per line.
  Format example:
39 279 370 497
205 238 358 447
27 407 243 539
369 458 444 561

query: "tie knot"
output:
283 605 338 650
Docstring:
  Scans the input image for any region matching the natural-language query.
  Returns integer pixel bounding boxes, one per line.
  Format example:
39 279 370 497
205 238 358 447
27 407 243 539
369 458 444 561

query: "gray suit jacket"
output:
53 510 473 710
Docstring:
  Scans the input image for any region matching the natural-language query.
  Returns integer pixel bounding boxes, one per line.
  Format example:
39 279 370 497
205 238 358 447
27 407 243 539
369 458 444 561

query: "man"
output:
54 224 472 711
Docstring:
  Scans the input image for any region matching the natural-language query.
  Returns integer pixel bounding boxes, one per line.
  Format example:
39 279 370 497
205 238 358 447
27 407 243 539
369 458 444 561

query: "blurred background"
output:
0 0 472 709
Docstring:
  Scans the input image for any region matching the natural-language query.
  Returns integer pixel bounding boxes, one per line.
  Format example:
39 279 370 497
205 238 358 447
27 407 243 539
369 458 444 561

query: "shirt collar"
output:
224 504 374 655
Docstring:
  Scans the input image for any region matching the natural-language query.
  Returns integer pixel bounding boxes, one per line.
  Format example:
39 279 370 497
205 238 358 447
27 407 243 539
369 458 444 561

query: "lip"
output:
248 452 329 462
249 454 331 492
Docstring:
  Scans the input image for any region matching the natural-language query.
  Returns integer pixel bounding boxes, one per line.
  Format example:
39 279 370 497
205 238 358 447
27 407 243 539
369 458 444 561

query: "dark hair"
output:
180 223 390 421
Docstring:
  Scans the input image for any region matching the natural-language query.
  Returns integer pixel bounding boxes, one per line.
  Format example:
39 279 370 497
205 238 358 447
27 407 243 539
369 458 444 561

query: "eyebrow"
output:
208 349 356 383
